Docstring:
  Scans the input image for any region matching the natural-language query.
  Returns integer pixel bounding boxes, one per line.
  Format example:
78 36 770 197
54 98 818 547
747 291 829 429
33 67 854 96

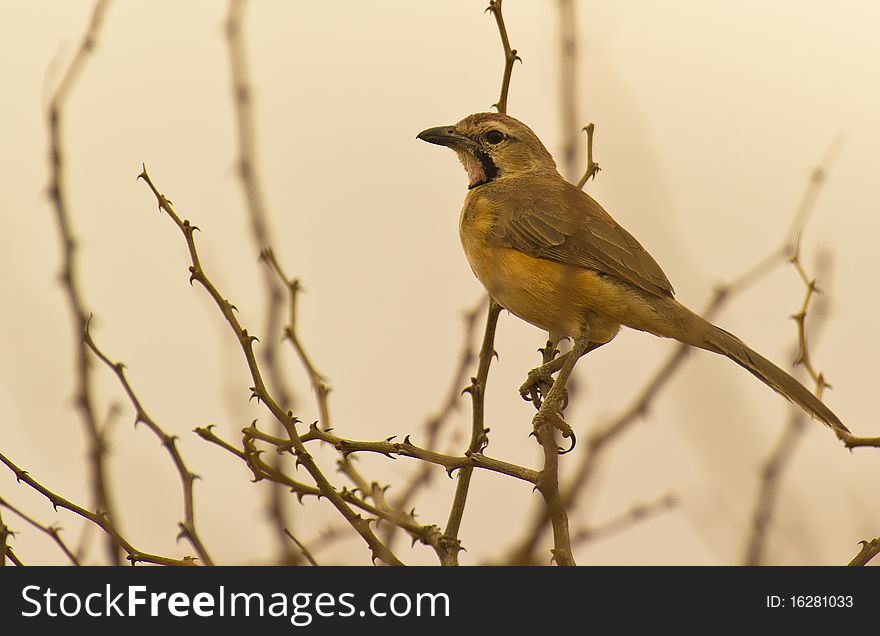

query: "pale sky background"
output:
1 0 879 566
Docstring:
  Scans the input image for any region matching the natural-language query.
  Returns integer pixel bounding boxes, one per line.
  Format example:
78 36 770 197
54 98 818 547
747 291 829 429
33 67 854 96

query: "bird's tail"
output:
695 321 847 432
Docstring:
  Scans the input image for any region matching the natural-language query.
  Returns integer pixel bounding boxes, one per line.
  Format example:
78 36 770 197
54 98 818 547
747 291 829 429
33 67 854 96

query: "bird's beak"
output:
416 125 474 148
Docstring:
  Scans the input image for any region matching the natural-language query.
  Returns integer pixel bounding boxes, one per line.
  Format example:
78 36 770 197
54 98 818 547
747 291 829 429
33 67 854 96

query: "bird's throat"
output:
458 149 499 189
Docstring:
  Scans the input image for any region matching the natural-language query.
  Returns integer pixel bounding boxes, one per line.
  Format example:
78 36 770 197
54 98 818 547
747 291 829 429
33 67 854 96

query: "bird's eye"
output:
484 130 505 145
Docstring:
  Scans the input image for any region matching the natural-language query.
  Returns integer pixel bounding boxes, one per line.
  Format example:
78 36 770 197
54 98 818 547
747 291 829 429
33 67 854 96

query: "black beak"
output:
416 125 474 148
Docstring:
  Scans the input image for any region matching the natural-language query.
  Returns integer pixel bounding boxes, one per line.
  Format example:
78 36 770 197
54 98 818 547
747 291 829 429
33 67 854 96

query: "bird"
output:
417 112 846 449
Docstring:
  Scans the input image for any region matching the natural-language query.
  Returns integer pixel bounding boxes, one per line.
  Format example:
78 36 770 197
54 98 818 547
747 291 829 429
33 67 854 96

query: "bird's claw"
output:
520 367 552 399
532 409 577 454
520 368 558 409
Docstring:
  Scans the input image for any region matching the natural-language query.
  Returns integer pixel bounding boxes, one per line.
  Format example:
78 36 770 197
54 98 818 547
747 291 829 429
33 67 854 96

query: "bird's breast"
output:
458 194 623 342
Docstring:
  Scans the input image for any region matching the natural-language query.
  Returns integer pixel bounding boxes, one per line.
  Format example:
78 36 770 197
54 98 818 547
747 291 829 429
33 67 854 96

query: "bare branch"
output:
83 324 214 565
557 0 580 181
284 529 319 566
45 0 120 566
742 249 832 565
383 296 485 549
576 124 601 188
838 434 880 449
225 0 299 565
0 451 195 566
0 509 10 567
487 0 520 115
0 497 81 566
5 548 24 567
194 426 444 555
138 168 402 566
441 300 503 565
848 538 880 566
571 494 678 547
260 249 393 531
246 422 540 485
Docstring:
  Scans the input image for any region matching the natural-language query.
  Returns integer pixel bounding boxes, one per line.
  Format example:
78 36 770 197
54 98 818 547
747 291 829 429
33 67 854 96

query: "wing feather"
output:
489 178 674 298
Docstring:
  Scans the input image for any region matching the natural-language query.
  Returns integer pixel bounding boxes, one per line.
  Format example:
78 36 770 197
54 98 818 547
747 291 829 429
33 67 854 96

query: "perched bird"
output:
418 112 846 446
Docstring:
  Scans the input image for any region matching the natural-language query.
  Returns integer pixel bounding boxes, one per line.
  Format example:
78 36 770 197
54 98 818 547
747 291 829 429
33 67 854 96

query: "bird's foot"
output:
532 408 577 454
519 368 569 411
519 367 554 408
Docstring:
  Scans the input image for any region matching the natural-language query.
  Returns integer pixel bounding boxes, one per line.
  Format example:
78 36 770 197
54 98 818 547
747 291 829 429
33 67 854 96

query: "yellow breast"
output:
458 193 624 342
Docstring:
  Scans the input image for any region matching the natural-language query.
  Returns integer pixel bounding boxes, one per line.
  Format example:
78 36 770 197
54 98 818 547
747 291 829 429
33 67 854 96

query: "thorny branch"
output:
0 497 81 565
570 494 678 547
848 538 880 566
0 451 194 566
441 300 502 565
225 0 297 564
557 0 580 181
83 324 215 565
555 0 599 189
487 0 520 116
245 422 540 485
138 167 402 566
383 296 485 550
284 529 319 566
260 251 392 526
742 249 832 565
193 426 444 554
576 124 601 188
45 0 120 565
0 509 10 566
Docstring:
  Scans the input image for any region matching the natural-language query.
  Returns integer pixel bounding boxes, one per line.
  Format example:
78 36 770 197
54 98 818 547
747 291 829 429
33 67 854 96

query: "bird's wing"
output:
490 180 675 298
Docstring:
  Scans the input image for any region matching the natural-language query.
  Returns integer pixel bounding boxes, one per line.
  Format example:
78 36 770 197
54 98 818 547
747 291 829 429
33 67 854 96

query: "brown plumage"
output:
418 112 846 433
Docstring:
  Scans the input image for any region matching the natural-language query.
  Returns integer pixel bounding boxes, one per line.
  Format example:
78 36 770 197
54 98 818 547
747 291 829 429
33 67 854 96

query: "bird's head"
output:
417 112 557 189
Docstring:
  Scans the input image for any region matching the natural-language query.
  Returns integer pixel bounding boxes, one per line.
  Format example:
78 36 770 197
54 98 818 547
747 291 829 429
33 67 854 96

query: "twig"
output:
742 248 831 565
487 0 520 115
303 525 348 559
194 426 444 553
138 168 402 566
571 494 678 547
741 413 807 565
383 296 485 549
45 0 119 566
260 251 331 427
284 529 319 566
0 497 81 565
839 434 880 449
575 124 601 188
0 451 194 566
534 424 574 565
531 335 588 566
225 0 297 565
848 538 880 566
5 547 24 567
83 324 214 566
246 422 539 485
557 0 580 181
440 300 502 565
788 241 830 393
260 250 389 519
0 509 9 567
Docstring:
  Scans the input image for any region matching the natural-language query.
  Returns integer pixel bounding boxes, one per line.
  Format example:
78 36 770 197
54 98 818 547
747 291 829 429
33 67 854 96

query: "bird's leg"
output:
539 335 562 365
531 333 590 454
520 347 568 408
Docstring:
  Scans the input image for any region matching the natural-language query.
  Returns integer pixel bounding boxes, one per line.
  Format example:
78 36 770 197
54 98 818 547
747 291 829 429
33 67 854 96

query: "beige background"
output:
1 0 878 565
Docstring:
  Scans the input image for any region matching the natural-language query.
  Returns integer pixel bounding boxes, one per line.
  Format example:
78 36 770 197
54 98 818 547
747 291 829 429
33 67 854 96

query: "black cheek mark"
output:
468 149 499 189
